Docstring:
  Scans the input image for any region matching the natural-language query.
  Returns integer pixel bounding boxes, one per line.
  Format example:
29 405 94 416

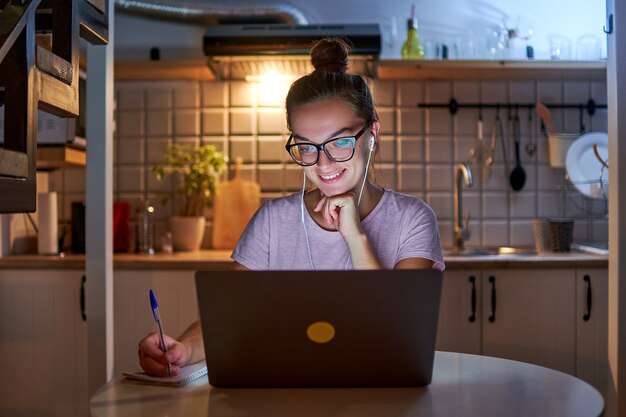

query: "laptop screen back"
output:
195 269 442 388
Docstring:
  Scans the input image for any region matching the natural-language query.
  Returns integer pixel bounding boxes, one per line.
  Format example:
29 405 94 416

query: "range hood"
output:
203 24 381 80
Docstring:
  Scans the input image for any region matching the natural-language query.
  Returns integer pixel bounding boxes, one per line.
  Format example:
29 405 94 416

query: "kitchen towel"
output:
38 192 58 255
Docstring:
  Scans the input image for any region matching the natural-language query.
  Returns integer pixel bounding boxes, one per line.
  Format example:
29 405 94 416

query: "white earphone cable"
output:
301 174 315 270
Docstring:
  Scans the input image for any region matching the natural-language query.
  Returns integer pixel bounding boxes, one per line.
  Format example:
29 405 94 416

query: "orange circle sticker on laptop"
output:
307 321 335 344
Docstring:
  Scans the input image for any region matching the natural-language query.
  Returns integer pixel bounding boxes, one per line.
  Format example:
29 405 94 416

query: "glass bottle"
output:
136 199 155 255
401 17 424 60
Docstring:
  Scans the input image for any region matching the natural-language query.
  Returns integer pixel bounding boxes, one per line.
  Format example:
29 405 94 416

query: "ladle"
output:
509 113 526 191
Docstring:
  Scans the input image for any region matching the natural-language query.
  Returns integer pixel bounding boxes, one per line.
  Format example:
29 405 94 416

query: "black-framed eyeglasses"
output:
285 122 372 167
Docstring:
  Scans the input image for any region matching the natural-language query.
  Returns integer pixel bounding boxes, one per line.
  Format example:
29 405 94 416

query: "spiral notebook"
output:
123 361 207 387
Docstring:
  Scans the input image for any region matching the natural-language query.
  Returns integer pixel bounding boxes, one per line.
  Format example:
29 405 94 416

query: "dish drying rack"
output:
558 168 608 243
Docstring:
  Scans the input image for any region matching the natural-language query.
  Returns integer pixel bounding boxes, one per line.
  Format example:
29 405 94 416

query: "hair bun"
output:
310 37 352 73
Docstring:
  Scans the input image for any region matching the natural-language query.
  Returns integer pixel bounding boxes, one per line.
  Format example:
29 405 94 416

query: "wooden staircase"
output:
0 0 108 212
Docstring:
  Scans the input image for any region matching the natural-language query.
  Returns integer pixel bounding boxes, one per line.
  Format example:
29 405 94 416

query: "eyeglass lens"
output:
290 137 355 165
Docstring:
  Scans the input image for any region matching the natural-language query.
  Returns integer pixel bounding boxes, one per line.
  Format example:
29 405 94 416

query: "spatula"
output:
535 102 555 134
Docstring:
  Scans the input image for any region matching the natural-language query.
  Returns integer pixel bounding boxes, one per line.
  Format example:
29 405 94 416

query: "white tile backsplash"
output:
258 136 287 163
483 192 509 219
117 89 145 110
454 82 480 102
49 75 606 250
146 138 170 164
229 137 256 163
398 81 423 106
258 164 284 191
174 109 200 136
398 164 424 192
146 110 172 136
258 109 287 134
230 81 256 107
377 109 395 134
117 166 145 193
377 136 396 163
117 111 144 137
118 139 144 165
398 135 423 163
230 109 255 135
146 89 172 109
201 109 227 135
425 81 452 104
397 109 421 134
373 80 396 106
483 220 509 247
427 135 453 163
173 84 200 108
201 81 228 107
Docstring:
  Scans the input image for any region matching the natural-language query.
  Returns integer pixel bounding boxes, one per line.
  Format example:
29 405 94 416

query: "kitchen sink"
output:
444 247 537 257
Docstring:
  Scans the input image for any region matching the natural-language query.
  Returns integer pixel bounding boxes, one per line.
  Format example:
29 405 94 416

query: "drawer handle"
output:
488 276 496 323
80 275 87 322
468 276 476 323
583 275 592 321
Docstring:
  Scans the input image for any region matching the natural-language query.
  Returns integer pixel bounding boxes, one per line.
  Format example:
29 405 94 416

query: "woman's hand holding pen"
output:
138 332 191 377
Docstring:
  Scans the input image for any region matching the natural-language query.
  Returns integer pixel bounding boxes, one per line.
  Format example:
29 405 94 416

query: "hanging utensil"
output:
509 111 527 191
535 102 556 134
483 118 497 180
499 110 509 176
525 108 537 156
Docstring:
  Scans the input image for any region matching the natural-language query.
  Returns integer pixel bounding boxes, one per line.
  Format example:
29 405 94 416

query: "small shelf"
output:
378 59 607 81
115 59 215 81
37 145 85 170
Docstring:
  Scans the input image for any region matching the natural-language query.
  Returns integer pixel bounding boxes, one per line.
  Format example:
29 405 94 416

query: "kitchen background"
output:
41 75 608 251
0 0 609 253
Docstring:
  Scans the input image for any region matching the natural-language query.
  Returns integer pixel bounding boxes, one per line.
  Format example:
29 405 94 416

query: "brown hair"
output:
285 37 378 130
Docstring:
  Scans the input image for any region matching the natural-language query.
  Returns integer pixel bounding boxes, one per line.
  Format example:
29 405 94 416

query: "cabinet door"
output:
113 270 198 376
436 270 482 354
0 270 88 417
482 269 576 374
576 269 609 398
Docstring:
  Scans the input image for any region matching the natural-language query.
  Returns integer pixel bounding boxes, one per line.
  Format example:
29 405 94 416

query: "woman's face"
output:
289 99 379 197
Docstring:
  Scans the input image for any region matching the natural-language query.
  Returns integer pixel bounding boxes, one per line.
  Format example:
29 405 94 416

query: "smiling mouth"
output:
319 169 345 183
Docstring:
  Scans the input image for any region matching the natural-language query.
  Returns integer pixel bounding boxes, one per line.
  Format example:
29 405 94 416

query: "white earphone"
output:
369 135 376 151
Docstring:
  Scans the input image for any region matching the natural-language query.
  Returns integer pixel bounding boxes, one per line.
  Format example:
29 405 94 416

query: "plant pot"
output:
169 216 206 251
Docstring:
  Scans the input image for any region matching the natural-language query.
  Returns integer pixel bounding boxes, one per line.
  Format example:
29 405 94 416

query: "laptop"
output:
195 269 442 388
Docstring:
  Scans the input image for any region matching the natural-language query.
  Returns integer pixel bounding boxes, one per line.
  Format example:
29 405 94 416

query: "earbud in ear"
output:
369 135 376 151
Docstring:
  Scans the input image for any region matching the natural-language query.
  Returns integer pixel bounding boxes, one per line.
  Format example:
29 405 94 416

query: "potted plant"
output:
153 143 228 251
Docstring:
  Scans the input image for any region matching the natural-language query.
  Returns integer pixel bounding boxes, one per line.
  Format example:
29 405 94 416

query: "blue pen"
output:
149 289 172 377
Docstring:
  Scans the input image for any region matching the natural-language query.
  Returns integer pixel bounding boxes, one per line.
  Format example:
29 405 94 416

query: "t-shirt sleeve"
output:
231 200 271 270
397 201 445 271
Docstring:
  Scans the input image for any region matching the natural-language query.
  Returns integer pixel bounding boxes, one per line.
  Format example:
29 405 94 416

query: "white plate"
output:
565 132 609 199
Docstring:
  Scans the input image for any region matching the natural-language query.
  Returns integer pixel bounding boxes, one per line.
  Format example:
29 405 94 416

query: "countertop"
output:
0 250 608 270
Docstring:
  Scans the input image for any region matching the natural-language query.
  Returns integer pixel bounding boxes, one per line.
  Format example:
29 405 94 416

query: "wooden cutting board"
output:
212 158 261 249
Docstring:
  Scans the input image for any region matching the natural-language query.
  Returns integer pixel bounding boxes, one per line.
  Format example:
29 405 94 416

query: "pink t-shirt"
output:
231 189 445 271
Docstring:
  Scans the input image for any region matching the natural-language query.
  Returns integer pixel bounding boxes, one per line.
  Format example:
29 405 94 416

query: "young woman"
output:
137 37 444 376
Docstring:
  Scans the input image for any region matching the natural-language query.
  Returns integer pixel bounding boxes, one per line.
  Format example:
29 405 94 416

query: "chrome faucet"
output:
453 163 474 251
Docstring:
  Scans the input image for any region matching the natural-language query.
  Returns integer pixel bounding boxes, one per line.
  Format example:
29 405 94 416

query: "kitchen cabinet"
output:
436 267 609 393
0 269 88 417
113 270 198 376
436 270 482 354
482 269 576 375
576 269 609 399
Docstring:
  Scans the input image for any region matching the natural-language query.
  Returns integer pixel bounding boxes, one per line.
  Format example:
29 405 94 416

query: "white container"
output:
548 133 579 167
37 192 58 255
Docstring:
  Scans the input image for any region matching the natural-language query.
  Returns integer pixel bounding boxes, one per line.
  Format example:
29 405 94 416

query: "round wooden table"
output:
90 352 604 417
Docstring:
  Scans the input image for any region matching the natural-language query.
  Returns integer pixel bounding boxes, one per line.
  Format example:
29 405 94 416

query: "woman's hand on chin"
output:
313 191 363 238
